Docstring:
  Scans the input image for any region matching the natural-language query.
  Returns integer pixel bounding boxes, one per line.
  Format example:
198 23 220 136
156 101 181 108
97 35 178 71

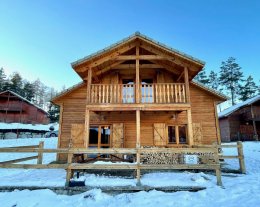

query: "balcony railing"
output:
89 83 186 104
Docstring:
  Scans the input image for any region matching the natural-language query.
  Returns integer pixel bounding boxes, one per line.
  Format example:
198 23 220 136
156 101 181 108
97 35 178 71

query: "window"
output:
141 79 153 103
168 125 187 144
89 125 110 148
122 79 135 103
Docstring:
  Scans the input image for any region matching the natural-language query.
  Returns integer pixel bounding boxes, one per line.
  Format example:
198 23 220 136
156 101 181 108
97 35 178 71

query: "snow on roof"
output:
218 95 260 118
71 31 205 68
0 90 48 114
0 122 59 131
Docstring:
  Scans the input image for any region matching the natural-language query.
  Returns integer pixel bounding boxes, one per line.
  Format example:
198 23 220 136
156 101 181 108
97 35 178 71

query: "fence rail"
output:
0 143 222 186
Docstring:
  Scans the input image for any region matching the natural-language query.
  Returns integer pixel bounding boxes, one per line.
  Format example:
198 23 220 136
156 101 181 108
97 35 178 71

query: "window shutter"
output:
71 124 85 148
193 123 203 145
153 123 167 146
112 123 124 148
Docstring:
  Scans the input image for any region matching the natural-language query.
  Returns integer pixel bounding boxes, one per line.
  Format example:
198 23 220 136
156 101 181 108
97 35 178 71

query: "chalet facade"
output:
52 32 226 161
0 90 49 124
219 95 260 142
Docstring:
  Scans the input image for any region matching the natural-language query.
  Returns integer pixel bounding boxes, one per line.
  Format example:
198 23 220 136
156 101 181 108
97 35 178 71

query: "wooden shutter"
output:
193 123 203 145
153 123 167 146
71 124 85 148
112 123 124 148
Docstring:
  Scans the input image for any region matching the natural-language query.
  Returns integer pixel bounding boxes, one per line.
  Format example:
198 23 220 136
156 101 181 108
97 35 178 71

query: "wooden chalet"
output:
52 32 227 162
219 95 260 142
0 90 49 124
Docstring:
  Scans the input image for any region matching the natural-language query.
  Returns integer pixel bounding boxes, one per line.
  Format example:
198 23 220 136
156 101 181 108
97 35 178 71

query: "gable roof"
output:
71 32 205 79
0 90 48 114
218 95 260 118
72 32 205 68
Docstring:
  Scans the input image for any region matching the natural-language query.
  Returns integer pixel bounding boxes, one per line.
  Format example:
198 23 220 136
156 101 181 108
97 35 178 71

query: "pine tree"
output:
9 72 23 95
48 102 60 123
23 81 35 101
238 76 258 101
219 57 244 105
208 70 219 90
0 67 7 91
194 68 210 85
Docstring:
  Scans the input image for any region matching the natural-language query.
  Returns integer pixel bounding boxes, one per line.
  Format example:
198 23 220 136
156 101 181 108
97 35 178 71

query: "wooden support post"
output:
84 109 90 148
65 153 73 187
237 141 246 174
37 141 44 164
136 109 141 185
87 68 92 103
136 46 140 103
184 67 190 103
215 168 222 186
187 109 194 146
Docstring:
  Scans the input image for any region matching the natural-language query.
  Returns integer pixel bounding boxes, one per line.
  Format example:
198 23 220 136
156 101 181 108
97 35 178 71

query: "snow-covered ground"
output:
0 138 260 207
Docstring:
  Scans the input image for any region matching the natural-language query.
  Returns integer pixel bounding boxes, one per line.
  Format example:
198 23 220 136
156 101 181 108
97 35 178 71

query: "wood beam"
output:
136 46 140 103
177 71 184 82
109 64 164 69
150 60 180 75
114 55 167 61
95 61 125 76
184 67 190 103
86 68 92 103
187 109 193 146
136 109 141 148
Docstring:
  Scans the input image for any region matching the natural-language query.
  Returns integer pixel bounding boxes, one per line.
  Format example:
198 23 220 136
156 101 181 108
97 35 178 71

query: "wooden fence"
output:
0 143 223 186
193 141 246 174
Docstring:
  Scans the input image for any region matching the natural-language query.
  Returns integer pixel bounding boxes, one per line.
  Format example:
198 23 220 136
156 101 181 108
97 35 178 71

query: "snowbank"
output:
0 122 59 131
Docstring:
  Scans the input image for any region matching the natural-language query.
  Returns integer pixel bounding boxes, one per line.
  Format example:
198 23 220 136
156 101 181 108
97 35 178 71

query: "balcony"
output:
89 83 187 104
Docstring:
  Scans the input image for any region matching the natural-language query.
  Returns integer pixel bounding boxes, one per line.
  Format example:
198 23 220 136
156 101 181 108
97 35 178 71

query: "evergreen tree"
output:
219 57 243 105
9 72 23 95
0 67 7 91
208 70 219 90
48 102 60 123
194 68 210 85
23 81 35 101
238 76 258 101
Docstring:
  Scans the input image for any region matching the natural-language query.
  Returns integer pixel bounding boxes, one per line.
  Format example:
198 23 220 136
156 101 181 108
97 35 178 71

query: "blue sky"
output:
0 0 259 90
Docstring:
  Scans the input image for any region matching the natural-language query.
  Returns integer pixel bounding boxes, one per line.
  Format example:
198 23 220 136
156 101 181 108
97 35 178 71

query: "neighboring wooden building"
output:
52 32 226 161
219 95 260 142
0 90 49 124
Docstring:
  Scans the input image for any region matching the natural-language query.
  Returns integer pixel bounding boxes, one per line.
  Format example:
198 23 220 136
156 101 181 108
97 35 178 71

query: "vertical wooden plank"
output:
84 109 90 148
110 84 113 103
167 84 170 103
182 84 186 103
176 126 179 145
86 68 92 103
102 85 105 103
237 141 246 174
163 84 166 103
136 148 141 185
65 153 73 187
37 141 44 164
187 109 194 146
143 84 146 103
184 67 190 103
136 46 140 103
98 126 101 149
174 84 177 103
106 85 109 103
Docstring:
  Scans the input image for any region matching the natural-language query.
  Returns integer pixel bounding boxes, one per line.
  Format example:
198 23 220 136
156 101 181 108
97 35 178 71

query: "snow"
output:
218 94 260 118
0 138 260 206
0 122 59 131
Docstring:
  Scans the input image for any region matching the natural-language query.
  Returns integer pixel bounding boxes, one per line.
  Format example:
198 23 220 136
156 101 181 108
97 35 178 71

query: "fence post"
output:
213 148 223 186
237 141 246 174
65 153 73 187
136 149 141 186
37 141 44 164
